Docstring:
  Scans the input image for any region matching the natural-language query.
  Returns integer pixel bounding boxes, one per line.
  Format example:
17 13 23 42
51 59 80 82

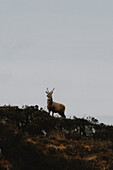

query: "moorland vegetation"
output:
0 105 113 169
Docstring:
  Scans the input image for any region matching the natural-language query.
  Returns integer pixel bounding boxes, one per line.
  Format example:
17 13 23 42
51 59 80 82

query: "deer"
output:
45 88 66 118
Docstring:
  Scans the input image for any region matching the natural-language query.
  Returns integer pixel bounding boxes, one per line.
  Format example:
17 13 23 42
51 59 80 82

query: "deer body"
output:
46 88 66 118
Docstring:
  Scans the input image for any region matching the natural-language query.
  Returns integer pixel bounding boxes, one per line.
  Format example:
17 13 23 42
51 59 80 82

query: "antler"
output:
45 88 49 94
50 88 55 94
46 88 55 94
52 88 55 92
46 88 49 92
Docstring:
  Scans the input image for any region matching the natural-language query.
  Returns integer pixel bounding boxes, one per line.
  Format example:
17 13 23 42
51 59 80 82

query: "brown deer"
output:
45 88 66 118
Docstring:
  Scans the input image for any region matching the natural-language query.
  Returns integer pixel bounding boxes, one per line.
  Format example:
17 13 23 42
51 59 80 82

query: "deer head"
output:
45 88 55 98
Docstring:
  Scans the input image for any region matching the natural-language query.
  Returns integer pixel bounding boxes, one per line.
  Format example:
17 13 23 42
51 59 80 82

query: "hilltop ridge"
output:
0 105 113 169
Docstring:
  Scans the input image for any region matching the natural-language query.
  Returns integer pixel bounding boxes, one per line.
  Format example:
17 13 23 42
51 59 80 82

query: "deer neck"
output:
47 97 53 107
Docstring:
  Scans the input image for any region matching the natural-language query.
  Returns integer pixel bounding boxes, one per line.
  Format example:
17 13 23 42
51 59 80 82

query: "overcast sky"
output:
1 0 113 124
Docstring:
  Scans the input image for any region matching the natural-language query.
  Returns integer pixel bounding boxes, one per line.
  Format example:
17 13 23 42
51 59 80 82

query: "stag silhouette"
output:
46 88 66 118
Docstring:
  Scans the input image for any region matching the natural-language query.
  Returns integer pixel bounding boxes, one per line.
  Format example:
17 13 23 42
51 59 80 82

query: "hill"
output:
0 105 113 170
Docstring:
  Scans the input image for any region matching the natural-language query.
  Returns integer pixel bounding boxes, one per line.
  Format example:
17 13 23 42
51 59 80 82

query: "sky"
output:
0 0 113 124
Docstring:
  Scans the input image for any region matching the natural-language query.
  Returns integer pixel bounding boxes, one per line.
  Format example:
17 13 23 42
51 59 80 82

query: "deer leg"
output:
52 111 54 117
48 110 50 115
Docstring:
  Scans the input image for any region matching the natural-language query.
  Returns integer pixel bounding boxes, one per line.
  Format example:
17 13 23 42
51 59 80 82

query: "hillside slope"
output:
0 105 113 170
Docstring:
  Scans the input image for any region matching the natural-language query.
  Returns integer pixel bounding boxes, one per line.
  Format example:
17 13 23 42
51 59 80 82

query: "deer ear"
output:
45 91 48 94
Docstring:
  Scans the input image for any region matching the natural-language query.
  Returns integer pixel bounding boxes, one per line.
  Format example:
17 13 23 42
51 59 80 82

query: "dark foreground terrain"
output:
0 105 113 170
